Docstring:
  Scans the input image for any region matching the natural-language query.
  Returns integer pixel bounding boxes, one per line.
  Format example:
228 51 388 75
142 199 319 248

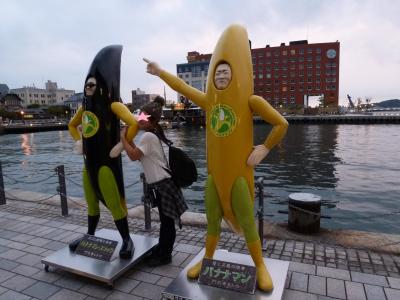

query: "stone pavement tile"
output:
0 238 8 246
41 250 55 257
53 276 85 291
350 271 389 287
0 258 19 271
16 216 36 222
174 243 202 254
345 281 366 300
8 241 27 250
113 278 140 293
290 272 308 292
364 284 386 300
27 237 52 247
317 266 351 281
43 240 66 251
156 276 174 287
127 270 161 284
0 290 31 300
326 278 346 300
131 282 165 300
29 218 50 225
23 281 61 299
0 245 9 255
387 276 400 289
106 290 142 300
59 223 81 231
0 249 26 260
52 231 77 242
0 274 36 292
151 264 183 278
282 289 318 300
31 270 62 283
24 245 47 255
0 230 16 239
13 264 40 277
317 296 343 300
171 252 190 267
9 233 35 243
290 261 316 275
0 286 5 295
308 275 326 296
18 253 42 266
181 254 197 268
0 269 15 283
385 287 400 300
79 283 113 299
35 227 58 238
45 221 66 228
46 288 87 300
46 229 67 240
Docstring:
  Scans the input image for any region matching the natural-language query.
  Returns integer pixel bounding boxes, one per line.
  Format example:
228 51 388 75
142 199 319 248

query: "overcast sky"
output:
1 0 399 105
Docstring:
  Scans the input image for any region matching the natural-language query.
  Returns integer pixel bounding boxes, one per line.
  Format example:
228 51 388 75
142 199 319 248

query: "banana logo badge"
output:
210 104 237 137
82 111 99 138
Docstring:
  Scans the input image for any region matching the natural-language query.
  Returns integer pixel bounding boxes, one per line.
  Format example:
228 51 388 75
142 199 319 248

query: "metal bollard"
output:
55 165 68 216
0 162 5 205
255 176 267 250
141 173 152 231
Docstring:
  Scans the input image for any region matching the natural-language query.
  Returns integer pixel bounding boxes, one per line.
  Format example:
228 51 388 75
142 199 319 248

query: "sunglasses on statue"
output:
85 83 96 88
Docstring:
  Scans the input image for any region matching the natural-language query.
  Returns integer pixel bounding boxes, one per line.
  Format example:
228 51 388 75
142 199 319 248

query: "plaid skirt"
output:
146 178 188 227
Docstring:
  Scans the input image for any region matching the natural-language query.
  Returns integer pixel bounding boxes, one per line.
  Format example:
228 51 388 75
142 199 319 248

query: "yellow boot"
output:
247 240 273 292
187 234 219 279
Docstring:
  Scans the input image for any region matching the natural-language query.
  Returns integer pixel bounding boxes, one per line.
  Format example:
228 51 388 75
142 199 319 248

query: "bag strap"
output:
148 131 172 174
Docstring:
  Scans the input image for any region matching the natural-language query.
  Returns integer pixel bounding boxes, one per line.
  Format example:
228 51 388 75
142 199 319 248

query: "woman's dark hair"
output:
142 96 172 145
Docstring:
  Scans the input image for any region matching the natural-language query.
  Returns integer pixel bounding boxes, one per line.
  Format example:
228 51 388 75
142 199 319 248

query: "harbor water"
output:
0 124 399 234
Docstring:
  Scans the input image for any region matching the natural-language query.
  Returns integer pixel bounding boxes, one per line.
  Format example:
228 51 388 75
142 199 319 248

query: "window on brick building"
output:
282 50 287 55
290 49 296 55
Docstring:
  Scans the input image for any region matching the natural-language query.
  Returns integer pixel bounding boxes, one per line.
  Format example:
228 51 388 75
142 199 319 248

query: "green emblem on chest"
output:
82 111 100 138
210 104 237 137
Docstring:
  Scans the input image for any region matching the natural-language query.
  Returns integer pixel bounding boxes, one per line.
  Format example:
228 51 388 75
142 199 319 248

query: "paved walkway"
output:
0 199 399 300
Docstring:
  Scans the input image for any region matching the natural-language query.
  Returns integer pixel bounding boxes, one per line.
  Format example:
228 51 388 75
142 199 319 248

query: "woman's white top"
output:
136 132 170 184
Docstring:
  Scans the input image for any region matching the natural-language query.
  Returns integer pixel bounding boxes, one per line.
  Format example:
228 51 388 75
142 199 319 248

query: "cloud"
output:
1 0 399 104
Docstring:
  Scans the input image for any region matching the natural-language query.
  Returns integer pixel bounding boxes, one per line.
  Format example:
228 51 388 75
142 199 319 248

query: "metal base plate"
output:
162 249 289 300
41 229 158 285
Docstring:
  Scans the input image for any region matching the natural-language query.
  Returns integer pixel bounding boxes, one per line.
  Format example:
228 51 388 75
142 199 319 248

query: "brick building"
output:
177 40 340 109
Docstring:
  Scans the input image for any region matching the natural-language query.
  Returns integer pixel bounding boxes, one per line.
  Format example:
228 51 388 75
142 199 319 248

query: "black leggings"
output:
157 204 176 256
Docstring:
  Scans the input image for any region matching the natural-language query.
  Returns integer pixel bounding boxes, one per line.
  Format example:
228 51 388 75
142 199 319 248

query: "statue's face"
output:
84 77 97 96
214 63 232 90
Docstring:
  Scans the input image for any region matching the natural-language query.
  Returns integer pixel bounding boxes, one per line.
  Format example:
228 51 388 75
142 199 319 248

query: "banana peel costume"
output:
155 25 288 291
68 45 138 259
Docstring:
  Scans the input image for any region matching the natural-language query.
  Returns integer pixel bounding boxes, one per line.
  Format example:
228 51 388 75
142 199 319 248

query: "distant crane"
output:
347 94 355 109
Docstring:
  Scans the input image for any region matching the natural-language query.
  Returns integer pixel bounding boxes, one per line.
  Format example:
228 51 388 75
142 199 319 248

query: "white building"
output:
10 80 75 107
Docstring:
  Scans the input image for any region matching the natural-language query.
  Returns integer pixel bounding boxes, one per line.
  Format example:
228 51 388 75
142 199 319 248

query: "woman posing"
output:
120 96 187 267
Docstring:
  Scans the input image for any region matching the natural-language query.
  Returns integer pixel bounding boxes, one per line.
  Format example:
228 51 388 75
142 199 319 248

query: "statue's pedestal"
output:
162 249 289 300
41 229 157 287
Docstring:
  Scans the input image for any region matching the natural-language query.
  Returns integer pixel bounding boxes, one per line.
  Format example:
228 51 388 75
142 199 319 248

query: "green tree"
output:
47 105 71 118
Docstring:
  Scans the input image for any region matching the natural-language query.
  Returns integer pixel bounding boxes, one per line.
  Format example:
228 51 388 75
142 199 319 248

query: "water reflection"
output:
254 124 340 195
20 134 32 156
